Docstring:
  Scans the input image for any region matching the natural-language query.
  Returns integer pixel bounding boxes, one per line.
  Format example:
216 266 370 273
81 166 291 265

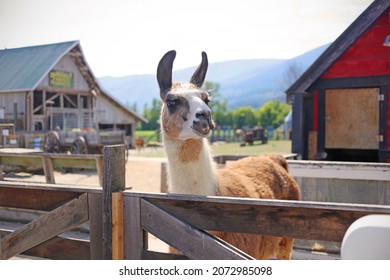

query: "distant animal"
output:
157 50 301 259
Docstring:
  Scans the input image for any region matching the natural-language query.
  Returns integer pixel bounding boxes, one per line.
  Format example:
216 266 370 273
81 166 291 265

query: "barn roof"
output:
0 41 78 92
0 41 146 123
286 0 390 99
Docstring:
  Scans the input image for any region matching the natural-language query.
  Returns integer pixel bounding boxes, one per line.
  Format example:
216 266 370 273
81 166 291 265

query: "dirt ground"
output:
5 154 165 193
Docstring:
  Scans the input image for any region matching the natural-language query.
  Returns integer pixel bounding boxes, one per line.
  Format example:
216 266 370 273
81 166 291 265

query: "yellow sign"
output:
49 71 73 88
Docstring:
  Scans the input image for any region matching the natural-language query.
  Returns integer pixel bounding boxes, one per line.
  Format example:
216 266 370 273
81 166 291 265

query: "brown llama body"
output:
157 50 301 259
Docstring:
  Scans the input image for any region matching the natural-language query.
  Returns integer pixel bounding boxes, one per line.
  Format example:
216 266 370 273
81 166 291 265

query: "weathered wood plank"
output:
0 193 89 259
142 250 189 260
0 187 81 211
102 145 126 259
0 152 102 171
51 157 98 169
0 180 101 193
0 228 90 259
141 199 253 260
123 195 145 260
96 157 103 187
103 145 125 193
112 192 124 259
42 156 55 184
288 160 390 180
124 192 390 243
88 192 103 260
0 154 43 168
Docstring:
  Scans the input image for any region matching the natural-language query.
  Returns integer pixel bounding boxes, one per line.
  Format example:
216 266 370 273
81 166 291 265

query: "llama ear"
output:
157 50 176 100
190 51 208 88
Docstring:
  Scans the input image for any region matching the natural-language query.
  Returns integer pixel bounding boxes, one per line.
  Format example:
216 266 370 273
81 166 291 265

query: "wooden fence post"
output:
42 155 55 184
102 145 126 260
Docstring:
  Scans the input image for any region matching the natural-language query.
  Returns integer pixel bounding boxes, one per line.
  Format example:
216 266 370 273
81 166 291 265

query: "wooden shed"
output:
0 41 146 148
286 0 390 162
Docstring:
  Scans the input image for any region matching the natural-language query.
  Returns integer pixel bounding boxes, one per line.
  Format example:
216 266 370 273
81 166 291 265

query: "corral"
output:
1 146 389 260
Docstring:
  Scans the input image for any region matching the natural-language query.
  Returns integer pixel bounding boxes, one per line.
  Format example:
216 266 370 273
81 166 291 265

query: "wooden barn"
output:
0 41 146 148
286 0 390 162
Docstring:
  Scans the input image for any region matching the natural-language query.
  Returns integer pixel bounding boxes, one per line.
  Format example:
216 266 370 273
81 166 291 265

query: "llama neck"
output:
163 136 218 196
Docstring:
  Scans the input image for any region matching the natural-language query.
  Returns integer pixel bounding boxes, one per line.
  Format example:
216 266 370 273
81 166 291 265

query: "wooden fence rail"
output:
0 152 103 185
0 145 125 260
123 191 390 259
1 148 390 259
0 181 103 259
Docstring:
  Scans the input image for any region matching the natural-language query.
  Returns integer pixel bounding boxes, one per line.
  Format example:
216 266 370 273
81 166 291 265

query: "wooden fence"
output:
0 151 103 185
1 148 390 259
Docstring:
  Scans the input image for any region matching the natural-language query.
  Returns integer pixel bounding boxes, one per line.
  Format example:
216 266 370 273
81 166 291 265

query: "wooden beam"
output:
126 192 390 243
102 145 126 260
141 199 253 260
0 154 43 168
42 156 55 184
112 192 124 260
0 193 89 259
0 228 90 260
88 192 103 260
0 187 81 211
123 196 146 259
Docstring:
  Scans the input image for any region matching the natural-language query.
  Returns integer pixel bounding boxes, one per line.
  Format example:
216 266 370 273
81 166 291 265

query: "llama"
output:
157 50 301 259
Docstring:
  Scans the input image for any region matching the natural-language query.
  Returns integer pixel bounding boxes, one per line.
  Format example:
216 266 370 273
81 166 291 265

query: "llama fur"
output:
157 50 301 259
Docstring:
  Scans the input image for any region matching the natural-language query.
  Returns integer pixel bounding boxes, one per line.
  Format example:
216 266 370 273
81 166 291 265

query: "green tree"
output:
202 81 232 126
233 107 257 128
142 98 162 130
125 101 138 113
257 101 291 128
202 81 221 112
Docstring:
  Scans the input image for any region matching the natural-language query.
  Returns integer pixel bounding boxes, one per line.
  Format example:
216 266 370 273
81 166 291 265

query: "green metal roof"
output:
0 41 78 92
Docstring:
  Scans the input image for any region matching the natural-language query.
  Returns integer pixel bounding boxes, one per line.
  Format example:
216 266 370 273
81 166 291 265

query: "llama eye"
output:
166 100 177 107
204 97 211 105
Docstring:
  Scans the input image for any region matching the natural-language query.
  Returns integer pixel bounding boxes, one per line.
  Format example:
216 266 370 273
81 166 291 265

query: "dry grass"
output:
129 140 292 158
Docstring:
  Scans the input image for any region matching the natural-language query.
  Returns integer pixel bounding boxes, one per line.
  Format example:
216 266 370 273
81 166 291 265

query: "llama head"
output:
157 50 215 140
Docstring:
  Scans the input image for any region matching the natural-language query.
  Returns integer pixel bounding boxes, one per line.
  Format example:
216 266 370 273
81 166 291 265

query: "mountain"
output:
98 44 329 110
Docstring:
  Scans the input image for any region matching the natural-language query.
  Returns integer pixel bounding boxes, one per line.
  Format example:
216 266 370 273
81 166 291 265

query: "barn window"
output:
81 95 90 109
33 90 43 115
46 92 60 107
64 93 78 108
99 123 113 131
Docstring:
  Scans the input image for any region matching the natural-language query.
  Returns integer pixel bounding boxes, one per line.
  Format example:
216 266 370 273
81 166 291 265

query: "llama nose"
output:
194 110 215 132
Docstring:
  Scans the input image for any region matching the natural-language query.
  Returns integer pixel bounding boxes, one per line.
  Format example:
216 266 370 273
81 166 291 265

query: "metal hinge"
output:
378 94 385 101
377 135 384 142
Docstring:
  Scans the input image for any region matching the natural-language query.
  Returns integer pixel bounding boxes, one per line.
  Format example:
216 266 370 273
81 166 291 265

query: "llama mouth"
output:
191 126 212 138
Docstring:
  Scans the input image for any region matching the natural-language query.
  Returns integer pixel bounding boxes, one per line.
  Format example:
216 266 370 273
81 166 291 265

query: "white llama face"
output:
157 50 214 140
162 84 215 140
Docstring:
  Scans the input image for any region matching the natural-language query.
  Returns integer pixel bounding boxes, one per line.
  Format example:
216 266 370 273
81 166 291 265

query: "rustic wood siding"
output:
95 96 136 124
322 8 390 79
0 92 27 129
38 55 90 91
325 88 379 150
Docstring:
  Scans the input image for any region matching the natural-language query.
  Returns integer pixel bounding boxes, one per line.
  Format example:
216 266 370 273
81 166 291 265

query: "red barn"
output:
286 0 390 162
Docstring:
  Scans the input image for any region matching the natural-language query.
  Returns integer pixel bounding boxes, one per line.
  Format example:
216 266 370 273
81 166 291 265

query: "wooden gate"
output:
325 88 379 149
1 147 390 259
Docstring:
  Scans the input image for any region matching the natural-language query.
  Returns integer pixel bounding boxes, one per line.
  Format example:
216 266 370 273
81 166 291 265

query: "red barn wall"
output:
317 8 390 155
322 9 390 79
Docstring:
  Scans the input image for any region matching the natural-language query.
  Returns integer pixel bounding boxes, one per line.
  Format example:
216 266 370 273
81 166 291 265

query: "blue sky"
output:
0 0 374 77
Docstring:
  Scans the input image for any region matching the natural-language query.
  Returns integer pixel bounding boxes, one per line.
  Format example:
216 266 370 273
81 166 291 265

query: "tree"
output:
125 101 138 113
233 107 257 128
257 101 291 128
141 98 162 130
202 81 223 112
281 60 304 91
